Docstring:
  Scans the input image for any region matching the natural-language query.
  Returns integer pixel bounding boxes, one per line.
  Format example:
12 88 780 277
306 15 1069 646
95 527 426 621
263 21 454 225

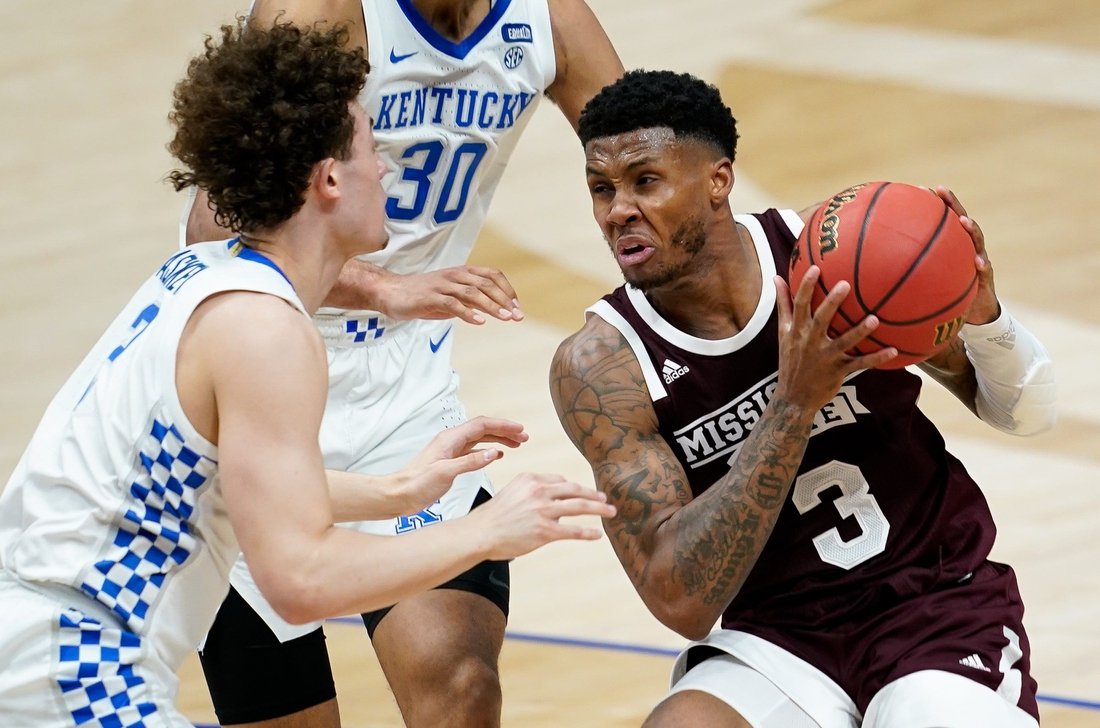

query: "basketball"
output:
789 182 979 368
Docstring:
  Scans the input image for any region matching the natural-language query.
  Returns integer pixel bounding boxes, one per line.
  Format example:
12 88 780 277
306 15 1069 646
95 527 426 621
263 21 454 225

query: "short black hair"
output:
167 20 370 233
578 70 738 160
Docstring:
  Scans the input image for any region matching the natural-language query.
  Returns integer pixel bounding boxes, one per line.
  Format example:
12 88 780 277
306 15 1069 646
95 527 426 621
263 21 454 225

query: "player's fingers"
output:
774 276 794 332
543 523 605 542
446 282 514 321
846 347 897 373
959 214 987 257
456 271 518 319
831 314 879 352
439 295 486 325
538 479 606 502
792 267 821 327
544 497 617 520
439 418 527 453
936 185 968 219
469 267 522 319
433 449 502 480
809 280 851 337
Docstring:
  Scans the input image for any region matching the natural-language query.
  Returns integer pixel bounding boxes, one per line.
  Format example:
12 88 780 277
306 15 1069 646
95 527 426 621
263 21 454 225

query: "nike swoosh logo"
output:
429 327 452 353
390 49 418 63
488 572 510 592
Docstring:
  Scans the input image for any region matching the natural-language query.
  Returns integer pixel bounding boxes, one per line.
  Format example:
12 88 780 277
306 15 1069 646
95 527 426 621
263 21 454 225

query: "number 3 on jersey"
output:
386 140 488 224
792 461 890 570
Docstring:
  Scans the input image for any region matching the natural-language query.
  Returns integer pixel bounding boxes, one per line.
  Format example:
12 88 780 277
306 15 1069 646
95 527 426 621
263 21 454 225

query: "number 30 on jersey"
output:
386 140 488 224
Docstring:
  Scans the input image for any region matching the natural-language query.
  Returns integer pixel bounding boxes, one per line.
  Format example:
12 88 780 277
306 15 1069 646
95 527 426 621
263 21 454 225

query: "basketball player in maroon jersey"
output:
551 70 1057 728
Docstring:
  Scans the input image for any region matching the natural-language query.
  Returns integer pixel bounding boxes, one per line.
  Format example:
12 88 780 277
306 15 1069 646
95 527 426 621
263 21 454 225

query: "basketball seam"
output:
829 298 927 357
865 199 951 314
873 273 979 326
852 182 892 314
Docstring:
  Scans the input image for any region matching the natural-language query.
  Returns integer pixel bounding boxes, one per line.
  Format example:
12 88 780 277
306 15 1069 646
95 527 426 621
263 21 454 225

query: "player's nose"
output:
605 192 641 227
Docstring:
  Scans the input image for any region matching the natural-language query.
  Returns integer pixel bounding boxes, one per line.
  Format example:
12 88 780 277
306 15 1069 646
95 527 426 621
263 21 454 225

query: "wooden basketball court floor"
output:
1 1 1097 725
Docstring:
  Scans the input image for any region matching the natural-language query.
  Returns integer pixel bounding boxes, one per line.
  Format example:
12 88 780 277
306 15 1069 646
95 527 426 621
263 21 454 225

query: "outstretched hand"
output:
773 267 897 412
376 265 525 325
397 417 529 514
933 185 1000 325
473 474 616 561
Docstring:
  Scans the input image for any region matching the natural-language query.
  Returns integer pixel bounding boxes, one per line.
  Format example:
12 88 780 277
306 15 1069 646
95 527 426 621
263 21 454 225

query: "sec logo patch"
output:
503 46 524 69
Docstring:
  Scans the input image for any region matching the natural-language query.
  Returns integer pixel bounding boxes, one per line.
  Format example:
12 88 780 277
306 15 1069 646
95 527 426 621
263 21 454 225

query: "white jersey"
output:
315 0 555 316
0 239 306 672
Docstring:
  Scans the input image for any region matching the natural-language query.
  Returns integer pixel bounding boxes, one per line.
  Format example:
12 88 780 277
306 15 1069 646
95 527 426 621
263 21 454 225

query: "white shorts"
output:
0 572 191 728
667 630 1040 728
229 316 491 642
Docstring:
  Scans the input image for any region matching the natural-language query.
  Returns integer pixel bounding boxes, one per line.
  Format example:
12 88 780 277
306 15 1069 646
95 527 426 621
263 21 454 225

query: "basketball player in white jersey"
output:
0 21 614 728
183 1 624 726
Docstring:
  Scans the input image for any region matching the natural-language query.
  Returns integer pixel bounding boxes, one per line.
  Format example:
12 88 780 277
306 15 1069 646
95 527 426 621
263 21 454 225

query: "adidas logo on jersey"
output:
959 654 991 672
663 359 690 384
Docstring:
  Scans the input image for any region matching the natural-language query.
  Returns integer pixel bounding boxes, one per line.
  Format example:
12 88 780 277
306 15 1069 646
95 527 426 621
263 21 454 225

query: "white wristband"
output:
958 305 1057 436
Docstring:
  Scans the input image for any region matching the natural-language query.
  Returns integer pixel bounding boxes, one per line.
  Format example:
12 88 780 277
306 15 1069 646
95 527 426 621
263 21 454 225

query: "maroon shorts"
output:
725 561 1038 720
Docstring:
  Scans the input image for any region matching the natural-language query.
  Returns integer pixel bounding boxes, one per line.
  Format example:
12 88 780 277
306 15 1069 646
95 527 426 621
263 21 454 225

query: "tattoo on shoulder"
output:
550 323 691 582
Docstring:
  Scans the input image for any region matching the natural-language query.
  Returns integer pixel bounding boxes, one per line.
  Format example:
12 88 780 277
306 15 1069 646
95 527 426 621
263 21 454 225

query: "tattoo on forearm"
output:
673 398 812 606
552 327 814 617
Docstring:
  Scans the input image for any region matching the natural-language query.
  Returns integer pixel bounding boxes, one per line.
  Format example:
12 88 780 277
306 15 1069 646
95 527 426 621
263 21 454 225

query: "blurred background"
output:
1 1 1097 725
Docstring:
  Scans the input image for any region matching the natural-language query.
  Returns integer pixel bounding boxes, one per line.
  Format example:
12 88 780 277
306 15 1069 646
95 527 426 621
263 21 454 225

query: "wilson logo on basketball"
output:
933 315 965 347
817 183 866 257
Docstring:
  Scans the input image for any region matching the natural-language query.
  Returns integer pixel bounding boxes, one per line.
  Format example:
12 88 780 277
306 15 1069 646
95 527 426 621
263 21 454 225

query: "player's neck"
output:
644 220 763 340
240 216 348 316
411 0 491 42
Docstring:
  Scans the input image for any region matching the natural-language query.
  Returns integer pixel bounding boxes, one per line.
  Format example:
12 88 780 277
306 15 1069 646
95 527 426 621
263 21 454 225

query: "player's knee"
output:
644 691 751 728
443 654 502 713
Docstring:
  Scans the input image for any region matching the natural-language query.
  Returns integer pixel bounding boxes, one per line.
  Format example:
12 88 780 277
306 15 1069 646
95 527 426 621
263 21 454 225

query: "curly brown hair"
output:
168 19 370 233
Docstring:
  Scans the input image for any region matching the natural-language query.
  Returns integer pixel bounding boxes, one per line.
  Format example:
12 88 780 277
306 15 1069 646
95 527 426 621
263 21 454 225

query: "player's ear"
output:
710 157 734 205
313 157 342 203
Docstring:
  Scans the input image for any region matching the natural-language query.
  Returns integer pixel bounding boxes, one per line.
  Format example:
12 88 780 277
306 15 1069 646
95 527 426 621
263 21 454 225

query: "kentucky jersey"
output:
588 209 999 631
0 240 306 673
316 0 554 316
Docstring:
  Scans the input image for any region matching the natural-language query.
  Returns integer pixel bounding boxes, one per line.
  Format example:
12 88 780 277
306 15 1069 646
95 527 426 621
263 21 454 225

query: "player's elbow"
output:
647 597 716 642
258 569 328 626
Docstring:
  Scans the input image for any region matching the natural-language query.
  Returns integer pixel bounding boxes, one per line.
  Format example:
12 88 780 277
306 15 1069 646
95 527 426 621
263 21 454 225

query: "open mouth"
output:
615 236 656 266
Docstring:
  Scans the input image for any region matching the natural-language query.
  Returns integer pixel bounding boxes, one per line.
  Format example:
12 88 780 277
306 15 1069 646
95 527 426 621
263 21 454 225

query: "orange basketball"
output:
789 182 978 368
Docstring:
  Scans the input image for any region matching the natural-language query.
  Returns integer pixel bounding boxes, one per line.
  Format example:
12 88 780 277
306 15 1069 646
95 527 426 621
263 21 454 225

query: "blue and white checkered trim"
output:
80 418 216 632
56 609 162 727
346 317 385 342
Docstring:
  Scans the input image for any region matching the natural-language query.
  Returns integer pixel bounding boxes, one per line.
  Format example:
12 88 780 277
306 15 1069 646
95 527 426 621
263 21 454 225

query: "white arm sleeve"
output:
958 305 1057 436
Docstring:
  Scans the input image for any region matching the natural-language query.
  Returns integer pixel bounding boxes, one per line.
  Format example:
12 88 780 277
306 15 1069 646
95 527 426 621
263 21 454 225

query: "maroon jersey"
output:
587 209 998 631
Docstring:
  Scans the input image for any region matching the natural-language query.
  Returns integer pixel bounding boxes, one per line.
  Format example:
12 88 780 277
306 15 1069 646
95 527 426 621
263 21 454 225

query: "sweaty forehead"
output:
584 127 680 170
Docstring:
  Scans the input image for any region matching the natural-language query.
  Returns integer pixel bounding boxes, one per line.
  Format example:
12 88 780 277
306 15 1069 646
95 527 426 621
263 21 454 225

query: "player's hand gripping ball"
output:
789 182 979 368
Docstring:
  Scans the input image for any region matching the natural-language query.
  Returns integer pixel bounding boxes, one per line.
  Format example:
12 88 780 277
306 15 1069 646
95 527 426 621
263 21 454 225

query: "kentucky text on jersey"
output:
373 85 537 131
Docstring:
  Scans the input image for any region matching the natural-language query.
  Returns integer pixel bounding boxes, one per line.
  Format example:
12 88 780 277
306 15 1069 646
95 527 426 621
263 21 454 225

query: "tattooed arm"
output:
551 272 897 639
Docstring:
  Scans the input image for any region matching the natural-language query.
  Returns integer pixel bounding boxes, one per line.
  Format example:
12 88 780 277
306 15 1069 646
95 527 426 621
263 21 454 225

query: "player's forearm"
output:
321 257 390 310
644 397 815 639
264 518 493 624
326 469 416 523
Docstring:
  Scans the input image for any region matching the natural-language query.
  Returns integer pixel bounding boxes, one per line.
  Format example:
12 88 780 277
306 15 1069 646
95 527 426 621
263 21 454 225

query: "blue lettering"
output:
429 87 453 124
395 503 443 533
374 94 397 130
478 92 499 129
518 91 535 117
454 89 478 128
394 90 412 128
496 93 519 128
157 251 207 292
109 303 161 362
411 87 428 127
501 23 533 43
